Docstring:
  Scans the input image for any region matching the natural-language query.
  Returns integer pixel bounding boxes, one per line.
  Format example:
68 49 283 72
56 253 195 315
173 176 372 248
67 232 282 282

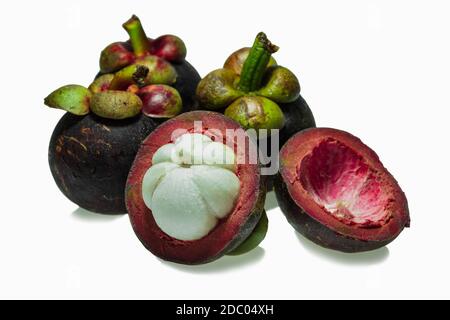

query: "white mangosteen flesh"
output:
141 133 240 241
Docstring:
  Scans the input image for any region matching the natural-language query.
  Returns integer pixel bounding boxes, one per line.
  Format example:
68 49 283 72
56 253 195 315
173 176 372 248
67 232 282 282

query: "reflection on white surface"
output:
71 207 125 222
161 247 265 274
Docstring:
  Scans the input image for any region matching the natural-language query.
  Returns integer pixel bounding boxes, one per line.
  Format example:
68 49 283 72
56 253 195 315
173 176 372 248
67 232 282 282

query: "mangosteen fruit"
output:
196 32 315 187
274 128 410 252
46 15 201 214
126 111 267 264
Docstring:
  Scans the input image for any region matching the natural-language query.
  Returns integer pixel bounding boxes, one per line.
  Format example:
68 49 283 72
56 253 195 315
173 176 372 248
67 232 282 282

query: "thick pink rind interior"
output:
299 138 392 227
280 128 409 242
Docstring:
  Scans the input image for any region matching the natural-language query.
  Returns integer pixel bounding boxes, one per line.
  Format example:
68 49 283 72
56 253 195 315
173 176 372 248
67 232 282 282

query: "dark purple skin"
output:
170 61 200 112
49 113 161 214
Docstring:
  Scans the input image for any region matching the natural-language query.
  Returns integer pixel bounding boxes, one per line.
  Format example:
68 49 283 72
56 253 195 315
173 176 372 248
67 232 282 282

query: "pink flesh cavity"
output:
299 138 392 228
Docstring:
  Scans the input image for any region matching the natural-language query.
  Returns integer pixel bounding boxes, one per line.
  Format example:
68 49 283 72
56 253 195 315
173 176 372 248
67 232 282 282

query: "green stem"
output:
109 65 149 90
123 15 151 57
237 32 279 93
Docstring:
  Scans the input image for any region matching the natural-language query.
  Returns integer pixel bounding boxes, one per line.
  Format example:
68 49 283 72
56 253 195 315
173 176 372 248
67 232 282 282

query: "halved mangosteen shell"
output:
126 111 266 264
274 127 410 253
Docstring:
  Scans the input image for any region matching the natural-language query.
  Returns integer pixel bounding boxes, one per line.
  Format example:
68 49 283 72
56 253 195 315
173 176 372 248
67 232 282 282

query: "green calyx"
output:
224 47 277 76
44 85 91 115
227 211 268 256
196 32 301 133
88 74 114 93
46 16 182 120
224 96 285 134
110 56 177 90
99 15 151 73
258 66 300 103
109 64 150 90
46 57 177 119
90 91 142 119
196 69 242 110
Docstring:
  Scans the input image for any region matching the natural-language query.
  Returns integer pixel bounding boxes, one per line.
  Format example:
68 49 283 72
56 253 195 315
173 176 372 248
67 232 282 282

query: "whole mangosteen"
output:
46 16 200 214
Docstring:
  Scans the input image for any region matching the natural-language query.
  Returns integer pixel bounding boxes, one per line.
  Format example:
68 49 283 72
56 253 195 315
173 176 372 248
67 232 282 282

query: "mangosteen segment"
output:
126 111 266 264
141 133 240 241
275 128 410 252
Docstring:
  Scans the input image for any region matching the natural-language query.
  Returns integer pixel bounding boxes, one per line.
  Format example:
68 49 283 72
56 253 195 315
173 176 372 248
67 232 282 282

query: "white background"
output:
0 0 448 299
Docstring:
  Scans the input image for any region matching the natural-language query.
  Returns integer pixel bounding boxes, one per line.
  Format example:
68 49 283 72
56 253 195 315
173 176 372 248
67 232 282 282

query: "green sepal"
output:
258 66 300 103
196 69 243 110
111 56 177 90
90 91 142 119
224 47 277 75
44 85 91 116
224 96 285 136
88 74 114 93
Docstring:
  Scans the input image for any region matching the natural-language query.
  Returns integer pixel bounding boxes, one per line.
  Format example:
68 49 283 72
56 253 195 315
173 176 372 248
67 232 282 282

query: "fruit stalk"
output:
123 15 151 57
237 32 279 93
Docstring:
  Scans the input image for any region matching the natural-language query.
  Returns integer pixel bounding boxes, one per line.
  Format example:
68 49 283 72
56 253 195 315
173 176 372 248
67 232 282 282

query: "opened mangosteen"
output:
46 15 200 214
126 111 267 264
274 128 410 252
196 33 315 187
